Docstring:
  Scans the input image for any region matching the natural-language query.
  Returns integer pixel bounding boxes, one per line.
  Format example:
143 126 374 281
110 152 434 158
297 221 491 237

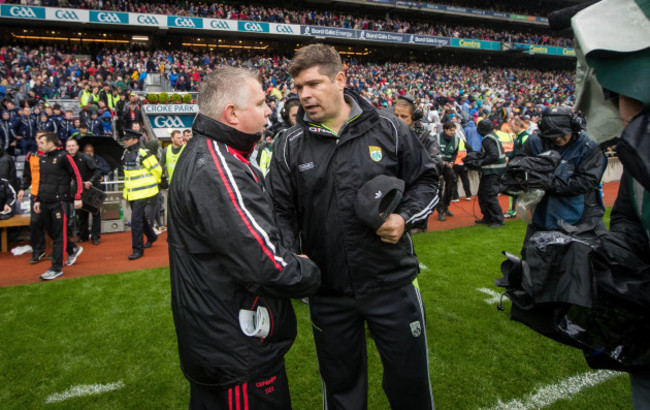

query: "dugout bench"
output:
0 215 30 253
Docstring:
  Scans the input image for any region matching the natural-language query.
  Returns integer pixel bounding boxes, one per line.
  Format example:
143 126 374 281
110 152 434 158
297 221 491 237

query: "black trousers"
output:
452 164 472 198
437 165 456 213
129 198 157 253
188 360 291 410
309 283 434 410
478 173 504 224
78 208 101 241
30 196 45 257
41 201 76 271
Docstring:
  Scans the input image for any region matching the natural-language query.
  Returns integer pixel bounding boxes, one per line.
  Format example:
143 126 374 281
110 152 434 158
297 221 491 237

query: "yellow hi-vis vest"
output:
80 90 91 107
123 147 162 201
165 144 186 183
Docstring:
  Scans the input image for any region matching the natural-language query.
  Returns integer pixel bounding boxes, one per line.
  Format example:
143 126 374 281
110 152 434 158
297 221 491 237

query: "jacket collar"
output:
296 88 378 139
192 113 259 154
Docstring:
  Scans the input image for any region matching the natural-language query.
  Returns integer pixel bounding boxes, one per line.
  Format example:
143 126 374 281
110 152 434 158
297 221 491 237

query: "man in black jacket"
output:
167 67 321 410
267 44 438 410
66 138 103 245
393 94 442 233
471 119 507 227
518 107 606 256
34 132 83 281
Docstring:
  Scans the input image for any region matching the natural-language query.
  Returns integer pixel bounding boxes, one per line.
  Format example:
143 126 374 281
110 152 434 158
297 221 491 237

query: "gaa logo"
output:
9 6 37 18
275 25 294 34
97 12 121 23
55 10 79 20
174 17 196 28
244 22 264 32
153 116 184 128
210 20 230 29
137 15 159 25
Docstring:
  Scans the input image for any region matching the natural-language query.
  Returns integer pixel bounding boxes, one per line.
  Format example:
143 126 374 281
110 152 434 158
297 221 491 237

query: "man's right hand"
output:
33 201 41 214
17 190 25 202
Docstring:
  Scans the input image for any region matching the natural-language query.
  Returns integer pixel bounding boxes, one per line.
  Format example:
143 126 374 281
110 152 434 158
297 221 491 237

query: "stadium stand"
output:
3 0 574 47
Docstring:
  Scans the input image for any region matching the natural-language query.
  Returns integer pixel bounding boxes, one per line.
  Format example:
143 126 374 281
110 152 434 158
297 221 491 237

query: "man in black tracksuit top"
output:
66 138 103 244
267 44 438 410
435 121 460 221
168 67 321 410
34 132 84 280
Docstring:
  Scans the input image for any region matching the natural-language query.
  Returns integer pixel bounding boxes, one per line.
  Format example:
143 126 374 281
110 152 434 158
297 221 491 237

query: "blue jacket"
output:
463 121 482 152
521 131 606 230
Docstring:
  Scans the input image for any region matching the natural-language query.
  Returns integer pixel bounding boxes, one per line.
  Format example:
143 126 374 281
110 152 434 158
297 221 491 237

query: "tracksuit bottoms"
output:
309 282 435 410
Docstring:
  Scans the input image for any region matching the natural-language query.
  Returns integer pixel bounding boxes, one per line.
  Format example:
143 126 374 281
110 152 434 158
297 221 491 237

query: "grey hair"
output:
198 67 262 120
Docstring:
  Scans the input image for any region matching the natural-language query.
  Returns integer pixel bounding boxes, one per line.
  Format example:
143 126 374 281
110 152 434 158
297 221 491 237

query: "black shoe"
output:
144 237 157 249
438 213 446 221
92 238 100 245
489 222 505 228
29 251 46 264
445 210 454 217
475 219 488 225
128 252 143 260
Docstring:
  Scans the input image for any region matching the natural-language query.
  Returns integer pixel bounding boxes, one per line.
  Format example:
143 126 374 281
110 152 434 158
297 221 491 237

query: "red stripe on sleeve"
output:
243 383 249 410
207 140 283 271
65 153 83 200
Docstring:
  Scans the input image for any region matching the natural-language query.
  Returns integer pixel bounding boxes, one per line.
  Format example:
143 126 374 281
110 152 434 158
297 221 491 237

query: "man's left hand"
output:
376 214 406 244
74 199 82 210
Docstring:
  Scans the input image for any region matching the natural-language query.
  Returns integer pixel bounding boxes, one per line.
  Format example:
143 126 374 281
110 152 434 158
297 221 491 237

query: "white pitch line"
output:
481 370 623 410
45 381 125 404
477 287 508 305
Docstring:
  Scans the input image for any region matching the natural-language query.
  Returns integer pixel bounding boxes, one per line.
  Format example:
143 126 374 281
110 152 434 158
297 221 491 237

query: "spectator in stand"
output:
85 110 104 136
57 110 75 146
15 106 38 155
1 110 16 154
70 124 95 140
100 111 112 136
120 99 143 134
37 112 57 134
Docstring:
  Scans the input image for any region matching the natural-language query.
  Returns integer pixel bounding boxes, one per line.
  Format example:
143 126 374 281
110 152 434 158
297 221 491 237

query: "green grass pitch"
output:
0 211 632 409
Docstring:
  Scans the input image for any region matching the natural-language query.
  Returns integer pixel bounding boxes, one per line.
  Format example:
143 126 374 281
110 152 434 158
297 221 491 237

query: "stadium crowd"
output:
6 0 573 47
15 0 563 18
1 44 574 104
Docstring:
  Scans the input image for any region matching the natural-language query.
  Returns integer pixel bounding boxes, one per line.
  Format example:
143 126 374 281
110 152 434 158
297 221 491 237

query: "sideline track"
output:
0 182 619 288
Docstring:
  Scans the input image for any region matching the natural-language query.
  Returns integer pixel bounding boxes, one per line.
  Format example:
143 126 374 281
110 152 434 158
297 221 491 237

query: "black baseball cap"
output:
124 129 143 140
355 175 405 230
